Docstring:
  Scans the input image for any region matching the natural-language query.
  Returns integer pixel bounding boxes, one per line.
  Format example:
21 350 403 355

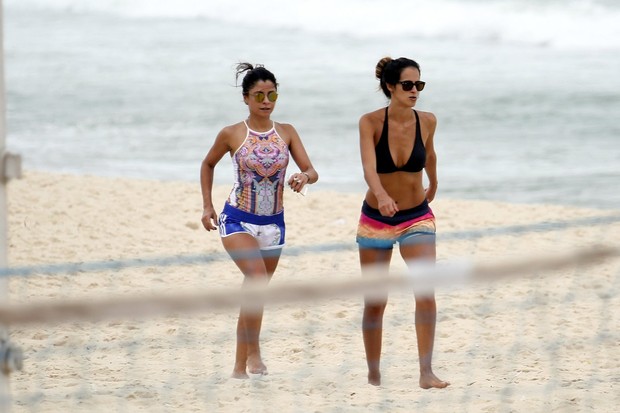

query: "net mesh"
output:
5 222 619 412
4 173 620 412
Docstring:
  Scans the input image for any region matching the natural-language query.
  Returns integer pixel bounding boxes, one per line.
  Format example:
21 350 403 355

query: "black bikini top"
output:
375 107 426 174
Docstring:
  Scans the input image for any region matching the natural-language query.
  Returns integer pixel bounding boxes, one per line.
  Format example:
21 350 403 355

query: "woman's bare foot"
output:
231 369 249 379
247 355 268 375
419 372 449 389
368 370 381 386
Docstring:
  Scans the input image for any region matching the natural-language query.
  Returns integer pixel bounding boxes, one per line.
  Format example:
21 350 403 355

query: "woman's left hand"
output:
288 172 309 193
425 185 437 203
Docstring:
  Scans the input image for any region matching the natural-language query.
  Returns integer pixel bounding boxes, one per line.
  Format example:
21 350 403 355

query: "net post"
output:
0 1 24 411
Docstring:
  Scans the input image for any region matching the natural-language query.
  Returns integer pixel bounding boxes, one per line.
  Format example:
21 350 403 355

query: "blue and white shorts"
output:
218 203 285 250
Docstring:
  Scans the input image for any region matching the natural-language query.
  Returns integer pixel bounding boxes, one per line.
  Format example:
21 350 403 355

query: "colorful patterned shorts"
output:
356 200 436 250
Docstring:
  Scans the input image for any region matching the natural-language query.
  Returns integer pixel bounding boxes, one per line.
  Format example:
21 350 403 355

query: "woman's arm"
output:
200 128 232 230
423 112 438 203
359 113 398 217
282 123 318 192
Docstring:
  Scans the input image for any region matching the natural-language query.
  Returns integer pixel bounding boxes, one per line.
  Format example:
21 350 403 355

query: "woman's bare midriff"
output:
364 171 427 210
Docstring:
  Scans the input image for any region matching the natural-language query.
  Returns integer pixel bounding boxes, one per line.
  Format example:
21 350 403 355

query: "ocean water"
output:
4 0 620 209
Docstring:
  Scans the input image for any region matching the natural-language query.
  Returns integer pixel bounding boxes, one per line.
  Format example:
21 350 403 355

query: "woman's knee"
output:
415 296 437 311
364 302 387 319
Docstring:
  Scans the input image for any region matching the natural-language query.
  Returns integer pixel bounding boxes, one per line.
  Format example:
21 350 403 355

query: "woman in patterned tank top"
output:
200 63 318 379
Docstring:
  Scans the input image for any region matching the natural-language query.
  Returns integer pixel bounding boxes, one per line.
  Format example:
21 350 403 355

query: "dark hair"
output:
235 62 278 96
375 57 421 98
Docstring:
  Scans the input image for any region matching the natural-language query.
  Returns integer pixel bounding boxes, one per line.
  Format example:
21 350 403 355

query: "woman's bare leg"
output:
360 247 392 386
400 236 449 389
223 234 281 378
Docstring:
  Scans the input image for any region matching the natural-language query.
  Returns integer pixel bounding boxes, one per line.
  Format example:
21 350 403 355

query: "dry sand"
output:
4 171 619 412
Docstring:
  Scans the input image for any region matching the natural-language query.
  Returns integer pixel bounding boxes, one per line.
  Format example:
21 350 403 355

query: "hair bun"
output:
375 57 392 80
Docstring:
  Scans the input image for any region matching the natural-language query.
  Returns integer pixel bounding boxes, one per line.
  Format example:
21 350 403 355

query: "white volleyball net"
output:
3 195 620 412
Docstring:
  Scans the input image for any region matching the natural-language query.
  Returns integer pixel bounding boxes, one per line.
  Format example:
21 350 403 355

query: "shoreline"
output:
11 167 620 211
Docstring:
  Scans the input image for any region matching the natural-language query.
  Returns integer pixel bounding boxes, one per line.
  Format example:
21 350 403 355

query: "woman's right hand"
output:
376 193 399 217
201 207 218 231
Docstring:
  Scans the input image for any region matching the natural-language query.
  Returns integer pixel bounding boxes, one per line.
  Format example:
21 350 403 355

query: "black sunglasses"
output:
398 80 426 92
249 90 278 103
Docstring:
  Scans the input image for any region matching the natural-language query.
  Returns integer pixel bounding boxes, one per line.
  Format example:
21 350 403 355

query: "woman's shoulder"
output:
274 120 294 130
274 121 299 138
415 110 438 135
415 109 437 123
359 107 386 124
218 121 246 137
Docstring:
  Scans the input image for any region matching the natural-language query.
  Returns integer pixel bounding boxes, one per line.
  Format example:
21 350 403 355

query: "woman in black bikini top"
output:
356 56 447 390
375 106 426 174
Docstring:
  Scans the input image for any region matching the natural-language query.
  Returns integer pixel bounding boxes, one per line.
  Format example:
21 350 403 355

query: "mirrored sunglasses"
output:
250 91 278 103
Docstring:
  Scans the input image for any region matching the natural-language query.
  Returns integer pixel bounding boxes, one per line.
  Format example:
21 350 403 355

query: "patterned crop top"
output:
375 107 426 173
227 121 289 215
